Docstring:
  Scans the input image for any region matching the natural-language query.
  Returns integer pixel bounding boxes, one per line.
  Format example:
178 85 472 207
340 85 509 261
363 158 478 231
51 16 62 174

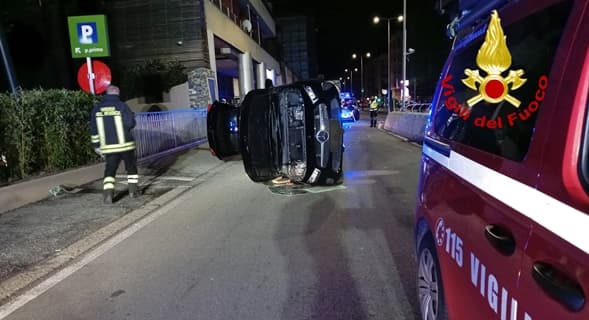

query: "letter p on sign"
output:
78 23 97 44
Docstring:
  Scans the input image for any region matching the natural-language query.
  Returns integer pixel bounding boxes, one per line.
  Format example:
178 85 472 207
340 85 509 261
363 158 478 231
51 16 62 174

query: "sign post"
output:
0 23 18 95
86 57 96 94
67 15 111 95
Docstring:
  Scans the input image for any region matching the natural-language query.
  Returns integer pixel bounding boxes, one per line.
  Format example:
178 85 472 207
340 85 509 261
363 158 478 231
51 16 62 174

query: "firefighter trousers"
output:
102 150 138 190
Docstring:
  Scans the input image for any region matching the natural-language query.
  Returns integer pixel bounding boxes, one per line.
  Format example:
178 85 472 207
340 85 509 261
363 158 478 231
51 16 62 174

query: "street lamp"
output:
352 52 371 100
373 14 403 111
402 0 407 110
372 16 388 110
344 68 358 95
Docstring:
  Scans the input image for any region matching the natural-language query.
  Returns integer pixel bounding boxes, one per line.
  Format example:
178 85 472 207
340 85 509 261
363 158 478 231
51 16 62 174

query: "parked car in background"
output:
207 80 345 185
358 98 370 110
415 0 589 319
341 104 360 122
340 106 356 123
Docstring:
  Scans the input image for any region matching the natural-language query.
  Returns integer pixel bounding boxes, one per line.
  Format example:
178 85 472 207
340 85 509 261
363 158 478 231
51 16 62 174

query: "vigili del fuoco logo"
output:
462 10 526 107
440 10 549 129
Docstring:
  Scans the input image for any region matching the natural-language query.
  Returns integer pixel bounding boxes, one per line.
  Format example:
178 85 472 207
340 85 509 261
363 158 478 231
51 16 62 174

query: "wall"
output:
188 68 217 109
383 112 428 143
169 82 191 108
107 0 209 69
125 83 191 112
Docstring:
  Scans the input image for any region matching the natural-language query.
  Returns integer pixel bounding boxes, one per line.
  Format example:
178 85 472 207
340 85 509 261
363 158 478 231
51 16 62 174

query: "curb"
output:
0 141 209 216
0 164 104 215
379 128 423 148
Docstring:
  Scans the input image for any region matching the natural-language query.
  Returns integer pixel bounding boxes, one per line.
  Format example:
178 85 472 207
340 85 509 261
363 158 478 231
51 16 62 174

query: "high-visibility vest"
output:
89 95 136 154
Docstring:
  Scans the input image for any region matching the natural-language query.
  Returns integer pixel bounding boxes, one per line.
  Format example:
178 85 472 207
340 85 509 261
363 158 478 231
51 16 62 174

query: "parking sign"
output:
67 15 110 58
78 22 98 44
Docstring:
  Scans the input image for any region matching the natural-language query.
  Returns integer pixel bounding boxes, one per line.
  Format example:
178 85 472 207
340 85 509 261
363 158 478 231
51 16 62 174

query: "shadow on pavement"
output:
276 116 421 320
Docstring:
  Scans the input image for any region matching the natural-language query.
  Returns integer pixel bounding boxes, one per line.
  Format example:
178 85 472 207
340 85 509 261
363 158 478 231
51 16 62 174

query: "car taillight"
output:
207 103 213 112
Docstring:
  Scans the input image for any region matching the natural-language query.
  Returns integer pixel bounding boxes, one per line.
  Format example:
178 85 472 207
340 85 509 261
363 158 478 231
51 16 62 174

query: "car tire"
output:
417 233 449 320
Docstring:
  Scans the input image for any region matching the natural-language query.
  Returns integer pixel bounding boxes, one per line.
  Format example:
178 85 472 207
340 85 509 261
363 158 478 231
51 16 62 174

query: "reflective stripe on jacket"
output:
89 95 136 154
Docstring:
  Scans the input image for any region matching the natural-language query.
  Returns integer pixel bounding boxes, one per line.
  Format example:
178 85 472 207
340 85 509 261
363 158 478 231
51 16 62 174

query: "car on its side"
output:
415 0 589 319
207 80 345 185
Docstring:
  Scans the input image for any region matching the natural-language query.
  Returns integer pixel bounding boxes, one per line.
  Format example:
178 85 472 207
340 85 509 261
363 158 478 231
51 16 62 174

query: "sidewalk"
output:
0 144 228 305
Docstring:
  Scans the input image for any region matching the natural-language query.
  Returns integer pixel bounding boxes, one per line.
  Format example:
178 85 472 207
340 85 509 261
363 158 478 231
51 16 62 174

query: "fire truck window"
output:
433 1 573 161
579 91 589 193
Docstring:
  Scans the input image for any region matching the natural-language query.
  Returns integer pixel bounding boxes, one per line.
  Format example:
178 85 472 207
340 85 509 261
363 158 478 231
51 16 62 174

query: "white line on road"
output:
0 186 192 319
115 175 195 182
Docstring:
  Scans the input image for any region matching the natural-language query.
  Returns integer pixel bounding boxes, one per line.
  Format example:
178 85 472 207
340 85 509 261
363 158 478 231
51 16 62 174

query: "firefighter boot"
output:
128 183 138 198
103 189 113 204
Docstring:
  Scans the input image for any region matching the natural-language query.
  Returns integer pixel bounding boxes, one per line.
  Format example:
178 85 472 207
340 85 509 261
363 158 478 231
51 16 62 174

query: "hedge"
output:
0 89 100 185
119 59 187 101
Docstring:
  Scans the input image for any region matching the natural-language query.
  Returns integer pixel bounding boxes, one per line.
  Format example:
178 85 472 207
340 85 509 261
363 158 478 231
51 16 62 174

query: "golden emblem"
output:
462 10 526 107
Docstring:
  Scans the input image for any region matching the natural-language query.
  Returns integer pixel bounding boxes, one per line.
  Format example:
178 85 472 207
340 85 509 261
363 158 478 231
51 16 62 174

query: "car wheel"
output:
417 233 448 320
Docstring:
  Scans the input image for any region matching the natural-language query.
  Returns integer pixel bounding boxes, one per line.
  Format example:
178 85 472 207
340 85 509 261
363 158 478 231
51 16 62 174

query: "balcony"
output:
207 0 276 45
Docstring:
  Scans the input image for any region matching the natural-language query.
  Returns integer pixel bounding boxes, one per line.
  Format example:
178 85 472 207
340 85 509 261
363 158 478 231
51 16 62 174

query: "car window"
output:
580 88 589 192
432 1 573 161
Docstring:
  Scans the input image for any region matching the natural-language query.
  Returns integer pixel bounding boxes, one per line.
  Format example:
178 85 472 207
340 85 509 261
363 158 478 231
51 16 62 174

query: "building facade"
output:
276 16 317 80
106 0 295 111
0 0 295 111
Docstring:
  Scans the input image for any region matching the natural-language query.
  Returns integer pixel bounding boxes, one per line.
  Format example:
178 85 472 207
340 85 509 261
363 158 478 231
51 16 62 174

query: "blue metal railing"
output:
134 109 207 161
391 101 432 113
403 102 432 113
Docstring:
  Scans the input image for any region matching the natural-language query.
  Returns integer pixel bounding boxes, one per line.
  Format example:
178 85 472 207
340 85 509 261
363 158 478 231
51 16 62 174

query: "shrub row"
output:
0 89 99 185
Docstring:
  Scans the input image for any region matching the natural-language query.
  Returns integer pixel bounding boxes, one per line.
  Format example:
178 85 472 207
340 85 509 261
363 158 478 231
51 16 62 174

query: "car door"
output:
421 139 535 320
515 1 589 318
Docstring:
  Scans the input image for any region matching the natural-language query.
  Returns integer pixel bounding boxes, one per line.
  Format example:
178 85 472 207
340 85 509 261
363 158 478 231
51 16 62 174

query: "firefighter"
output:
369 98 379 127
90 85 138 204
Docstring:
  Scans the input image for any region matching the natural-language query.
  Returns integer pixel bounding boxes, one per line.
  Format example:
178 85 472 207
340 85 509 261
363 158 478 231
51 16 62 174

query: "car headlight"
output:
341 110 352 117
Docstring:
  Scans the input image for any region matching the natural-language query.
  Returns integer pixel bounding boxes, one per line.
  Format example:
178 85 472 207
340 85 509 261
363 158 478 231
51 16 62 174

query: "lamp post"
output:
373 15 403 111
344 68 358 95
0 23 18 95
402 0 407 110
352 52 371 100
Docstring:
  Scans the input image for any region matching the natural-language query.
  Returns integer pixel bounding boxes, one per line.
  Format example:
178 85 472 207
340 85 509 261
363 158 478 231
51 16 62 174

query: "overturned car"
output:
207 80 344 185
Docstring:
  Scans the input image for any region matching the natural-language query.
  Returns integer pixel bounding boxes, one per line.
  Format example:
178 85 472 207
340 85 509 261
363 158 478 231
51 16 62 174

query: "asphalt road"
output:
2 116 423 320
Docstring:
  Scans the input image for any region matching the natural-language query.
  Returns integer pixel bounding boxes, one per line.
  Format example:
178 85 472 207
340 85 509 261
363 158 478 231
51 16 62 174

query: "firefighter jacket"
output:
90 94 136 154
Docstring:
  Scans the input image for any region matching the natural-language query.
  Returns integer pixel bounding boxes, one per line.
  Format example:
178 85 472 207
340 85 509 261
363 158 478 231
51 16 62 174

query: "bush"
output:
0 89 99 184
120 59 187 101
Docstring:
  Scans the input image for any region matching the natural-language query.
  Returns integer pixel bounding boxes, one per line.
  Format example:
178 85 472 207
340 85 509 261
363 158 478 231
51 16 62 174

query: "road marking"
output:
115 175 194 182
0 160 231 318
0 186 191 319
155 176 195 182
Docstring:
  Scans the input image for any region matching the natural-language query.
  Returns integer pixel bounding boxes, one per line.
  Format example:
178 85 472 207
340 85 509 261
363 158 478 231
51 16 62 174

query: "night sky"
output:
0 0 454 96
272 0 453 95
